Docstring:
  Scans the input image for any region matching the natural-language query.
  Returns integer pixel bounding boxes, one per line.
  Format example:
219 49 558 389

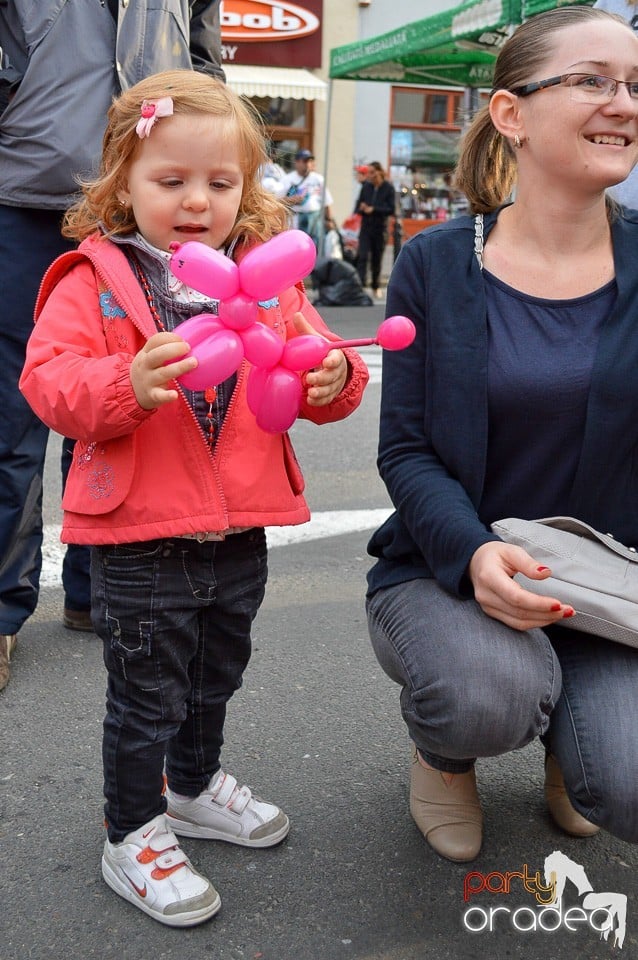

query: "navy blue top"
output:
366 207 638 598
478 271 616 525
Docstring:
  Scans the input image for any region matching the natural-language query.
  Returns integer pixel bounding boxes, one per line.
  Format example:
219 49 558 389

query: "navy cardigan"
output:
367 207 638 598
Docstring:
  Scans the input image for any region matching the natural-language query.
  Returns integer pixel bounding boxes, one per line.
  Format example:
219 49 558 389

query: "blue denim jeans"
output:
91 530 268 843
367 577 638 843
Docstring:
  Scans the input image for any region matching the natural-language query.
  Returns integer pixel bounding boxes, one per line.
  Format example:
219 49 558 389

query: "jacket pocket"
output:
61 434 135 516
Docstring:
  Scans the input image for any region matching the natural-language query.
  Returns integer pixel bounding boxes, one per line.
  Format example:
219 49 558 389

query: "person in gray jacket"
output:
0 0 224 692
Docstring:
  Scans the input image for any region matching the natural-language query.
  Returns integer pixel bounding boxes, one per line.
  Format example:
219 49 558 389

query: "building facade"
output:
221 0 453 225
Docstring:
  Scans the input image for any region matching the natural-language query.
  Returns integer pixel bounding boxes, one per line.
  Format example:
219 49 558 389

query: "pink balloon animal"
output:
168 230 416 433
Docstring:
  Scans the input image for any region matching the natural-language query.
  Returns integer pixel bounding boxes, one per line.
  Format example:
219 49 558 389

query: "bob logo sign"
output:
220 0 320 42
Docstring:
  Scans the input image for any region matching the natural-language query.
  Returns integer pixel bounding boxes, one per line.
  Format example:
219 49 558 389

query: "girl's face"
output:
514 19 638 191
119 112 244 252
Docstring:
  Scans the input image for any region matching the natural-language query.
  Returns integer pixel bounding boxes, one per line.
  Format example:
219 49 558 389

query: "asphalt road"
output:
1 302 637 960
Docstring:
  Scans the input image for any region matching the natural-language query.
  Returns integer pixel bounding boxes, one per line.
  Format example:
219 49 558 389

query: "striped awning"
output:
224 65 327 100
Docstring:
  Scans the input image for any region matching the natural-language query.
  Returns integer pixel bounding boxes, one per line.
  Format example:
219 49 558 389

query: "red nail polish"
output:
563 608 575 619
550 603 561 612
537 566 549 572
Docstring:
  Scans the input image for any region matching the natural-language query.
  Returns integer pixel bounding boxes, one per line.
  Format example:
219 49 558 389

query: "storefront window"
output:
389 86 467 223
248 96 314 169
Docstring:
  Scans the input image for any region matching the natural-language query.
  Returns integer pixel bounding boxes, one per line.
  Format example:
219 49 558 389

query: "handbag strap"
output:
474 213 484 271
535 516 638 563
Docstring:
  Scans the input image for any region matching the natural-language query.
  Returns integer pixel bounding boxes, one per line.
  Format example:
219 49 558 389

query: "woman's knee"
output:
367 582 560 758
406 664 556 760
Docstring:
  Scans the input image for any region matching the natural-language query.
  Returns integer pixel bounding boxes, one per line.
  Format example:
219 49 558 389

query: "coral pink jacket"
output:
20 234 368 545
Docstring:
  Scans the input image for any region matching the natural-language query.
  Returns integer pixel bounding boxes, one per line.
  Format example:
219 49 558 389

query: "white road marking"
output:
359 346 381 384
40 508 393 586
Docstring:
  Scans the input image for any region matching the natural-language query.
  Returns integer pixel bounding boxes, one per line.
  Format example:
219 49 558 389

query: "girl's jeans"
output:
367 577 638 843
91 529 267 843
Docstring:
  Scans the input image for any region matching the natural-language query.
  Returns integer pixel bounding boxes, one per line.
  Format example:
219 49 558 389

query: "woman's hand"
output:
130 332 197 410
469 540 574 631
293 312 348 406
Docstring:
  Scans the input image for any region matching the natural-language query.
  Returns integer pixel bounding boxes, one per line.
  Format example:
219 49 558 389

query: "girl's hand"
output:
293 312 348 406
130 332 197 410
468 540 574 631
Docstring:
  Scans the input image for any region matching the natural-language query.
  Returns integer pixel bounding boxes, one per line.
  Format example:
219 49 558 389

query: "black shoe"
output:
63 608 94 632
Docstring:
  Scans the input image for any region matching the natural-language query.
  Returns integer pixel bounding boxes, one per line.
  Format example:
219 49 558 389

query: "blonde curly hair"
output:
63 69 289 250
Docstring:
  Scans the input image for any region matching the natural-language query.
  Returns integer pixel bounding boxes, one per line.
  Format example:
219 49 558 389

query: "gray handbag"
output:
491 516 638 648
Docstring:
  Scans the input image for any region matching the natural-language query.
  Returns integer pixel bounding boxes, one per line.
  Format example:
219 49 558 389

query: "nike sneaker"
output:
101 813 220 927
166 770 290 847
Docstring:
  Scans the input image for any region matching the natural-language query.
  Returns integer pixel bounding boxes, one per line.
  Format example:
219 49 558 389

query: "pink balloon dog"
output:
167 231 416 433
168 230 315 392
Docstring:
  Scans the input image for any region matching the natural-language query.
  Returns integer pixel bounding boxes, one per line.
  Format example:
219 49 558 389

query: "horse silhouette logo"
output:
544 850 627 949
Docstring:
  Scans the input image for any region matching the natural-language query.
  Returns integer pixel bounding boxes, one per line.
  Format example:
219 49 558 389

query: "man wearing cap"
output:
280 149 333 251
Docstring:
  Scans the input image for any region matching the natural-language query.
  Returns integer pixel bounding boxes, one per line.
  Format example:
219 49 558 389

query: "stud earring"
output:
514 134 522 150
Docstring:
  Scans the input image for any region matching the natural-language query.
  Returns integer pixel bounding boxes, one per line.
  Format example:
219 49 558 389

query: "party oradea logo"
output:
462 850 627 949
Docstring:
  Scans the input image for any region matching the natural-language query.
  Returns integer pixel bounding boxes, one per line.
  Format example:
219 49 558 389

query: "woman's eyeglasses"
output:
510 73 638 104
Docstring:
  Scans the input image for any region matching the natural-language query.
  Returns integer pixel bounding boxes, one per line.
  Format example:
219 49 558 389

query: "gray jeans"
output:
367 577 638 843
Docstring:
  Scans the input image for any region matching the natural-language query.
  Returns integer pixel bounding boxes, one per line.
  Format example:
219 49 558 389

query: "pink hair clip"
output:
136 97 174 138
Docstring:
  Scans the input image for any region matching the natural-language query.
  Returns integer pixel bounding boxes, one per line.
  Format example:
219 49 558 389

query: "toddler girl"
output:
20 70 368 927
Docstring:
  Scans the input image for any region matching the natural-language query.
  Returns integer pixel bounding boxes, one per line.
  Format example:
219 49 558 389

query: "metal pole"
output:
316 78 334 259
392 189 403 263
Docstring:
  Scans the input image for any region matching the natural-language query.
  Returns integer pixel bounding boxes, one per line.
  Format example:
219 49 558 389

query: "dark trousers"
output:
0 205 91 633
356 222 386 289
92 530 268 842
60 438 92 611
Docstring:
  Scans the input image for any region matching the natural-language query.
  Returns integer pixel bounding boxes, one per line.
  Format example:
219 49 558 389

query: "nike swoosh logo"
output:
122 869 147 898
142 828 154 839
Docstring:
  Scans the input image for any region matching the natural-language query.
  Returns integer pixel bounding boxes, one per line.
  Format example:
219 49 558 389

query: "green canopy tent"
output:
329 0 513 90
328 0 593 89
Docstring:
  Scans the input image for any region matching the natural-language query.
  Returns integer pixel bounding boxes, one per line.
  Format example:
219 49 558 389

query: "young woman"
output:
366 5 638 862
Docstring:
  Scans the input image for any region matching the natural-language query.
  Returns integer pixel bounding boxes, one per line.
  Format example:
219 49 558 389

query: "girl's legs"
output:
166 530 267 795
546 626 638 843
92 531 267 844
366 578 561 770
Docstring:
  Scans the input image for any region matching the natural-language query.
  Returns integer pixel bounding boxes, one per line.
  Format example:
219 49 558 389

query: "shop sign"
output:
220 0 323 67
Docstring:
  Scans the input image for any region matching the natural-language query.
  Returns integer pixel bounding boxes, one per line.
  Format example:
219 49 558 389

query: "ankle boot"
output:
409 744 483 862
544 754 599 838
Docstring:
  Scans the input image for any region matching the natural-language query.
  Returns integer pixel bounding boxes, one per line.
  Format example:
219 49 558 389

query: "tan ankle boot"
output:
0 634 17 692
544 754 599 838
409 744 483 862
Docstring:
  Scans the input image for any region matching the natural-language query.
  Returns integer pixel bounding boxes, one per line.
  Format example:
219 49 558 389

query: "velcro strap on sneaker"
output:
212 772 238 806
227 784 252 814
148 829 180 853
154 847 189 870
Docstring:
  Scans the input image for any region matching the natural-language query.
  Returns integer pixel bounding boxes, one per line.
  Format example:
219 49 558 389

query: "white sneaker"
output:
166 770 290 848
101 813 220 927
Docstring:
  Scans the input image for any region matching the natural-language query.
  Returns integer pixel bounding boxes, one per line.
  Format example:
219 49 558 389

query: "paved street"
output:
1 302 637 959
